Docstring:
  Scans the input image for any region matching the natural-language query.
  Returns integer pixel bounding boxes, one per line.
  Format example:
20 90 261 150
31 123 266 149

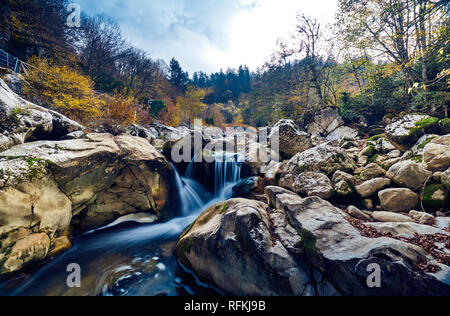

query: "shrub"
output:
23 57 104 123
99 94 138 135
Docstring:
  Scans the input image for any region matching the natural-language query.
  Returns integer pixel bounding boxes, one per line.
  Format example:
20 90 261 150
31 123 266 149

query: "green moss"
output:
408 117 439 136
371 154 380 163
0 247 13 274
341 141 355 149
362 145 376 157
24 157 45 180
343 137 354 142
439 118 450 134
221 203 229 214
300 229 317 256
410 155 423 163
417 136 437 150
368 134 384 142
180 237 193 254
423 184 448 209
415 117 439 128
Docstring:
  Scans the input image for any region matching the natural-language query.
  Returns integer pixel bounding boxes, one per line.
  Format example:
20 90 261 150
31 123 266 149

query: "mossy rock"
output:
439 118 450 135
341 141 356 149
361 145 376 157
368 134 384 142
423 183 449 209
409 117 440 135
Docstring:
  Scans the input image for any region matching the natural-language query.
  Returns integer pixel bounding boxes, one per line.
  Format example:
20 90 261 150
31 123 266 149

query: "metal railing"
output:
0 49 28 74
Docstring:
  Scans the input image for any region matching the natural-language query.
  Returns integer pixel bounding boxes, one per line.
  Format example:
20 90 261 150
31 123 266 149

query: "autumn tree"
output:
24 57 104 122
176 86 207 125
0 0 75 62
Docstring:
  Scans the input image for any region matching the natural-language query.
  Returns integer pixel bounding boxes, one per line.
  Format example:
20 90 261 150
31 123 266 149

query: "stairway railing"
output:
0 49 28 74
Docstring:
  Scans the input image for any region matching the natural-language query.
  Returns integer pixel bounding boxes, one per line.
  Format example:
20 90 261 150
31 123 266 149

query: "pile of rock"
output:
177 112 449 296
0 79 177 275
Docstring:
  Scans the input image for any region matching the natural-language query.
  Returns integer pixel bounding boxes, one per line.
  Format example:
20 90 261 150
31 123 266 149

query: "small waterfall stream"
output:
0 151 242 296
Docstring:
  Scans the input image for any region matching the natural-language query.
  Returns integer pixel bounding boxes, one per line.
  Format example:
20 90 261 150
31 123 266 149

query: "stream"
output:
0 153 243 296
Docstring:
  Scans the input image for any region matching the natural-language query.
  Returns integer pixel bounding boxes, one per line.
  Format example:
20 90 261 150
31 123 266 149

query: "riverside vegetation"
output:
0 0 449 296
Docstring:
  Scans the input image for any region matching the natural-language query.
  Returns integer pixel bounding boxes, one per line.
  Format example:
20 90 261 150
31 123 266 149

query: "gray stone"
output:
269 119 313 159
372 211 415 223
385 114 439 152
360 163 386 181
378 188 419 212
280 172 334 200
423 135 450 172
356 178 392 198
348 206 372 221
283 143 357 177
387 161 432 190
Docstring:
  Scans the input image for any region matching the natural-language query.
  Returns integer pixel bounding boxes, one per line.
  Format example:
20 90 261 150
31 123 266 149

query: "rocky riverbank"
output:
0 76 449 296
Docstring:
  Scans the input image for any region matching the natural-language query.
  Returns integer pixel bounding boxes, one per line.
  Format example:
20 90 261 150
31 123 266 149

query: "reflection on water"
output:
0 155 242 296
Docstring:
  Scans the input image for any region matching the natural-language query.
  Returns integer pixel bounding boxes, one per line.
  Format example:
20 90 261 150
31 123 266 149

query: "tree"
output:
337 0 449 90
0 0 75 61
169 58 189 93
149 100 168 118
176 86 207 125
24 57 104 122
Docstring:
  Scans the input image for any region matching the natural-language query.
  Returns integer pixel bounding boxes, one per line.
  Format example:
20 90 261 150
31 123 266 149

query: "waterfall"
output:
184 156 197 179
173 165 204 216
4 151 245 296
213 152 243 199
174 151 243 216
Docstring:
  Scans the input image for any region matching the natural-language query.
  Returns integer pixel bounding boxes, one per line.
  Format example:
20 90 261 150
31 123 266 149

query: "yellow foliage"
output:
24 57 104 123
176 86 207 125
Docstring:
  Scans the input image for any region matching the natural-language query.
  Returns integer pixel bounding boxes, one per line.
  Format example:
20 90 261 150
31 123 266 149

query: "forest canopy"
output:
0 0 448 131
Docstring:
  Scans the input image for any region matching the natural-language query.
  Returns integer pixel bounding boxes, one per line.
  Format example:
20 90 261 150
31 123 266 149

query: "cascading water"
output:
0 150 243 296
213 152 243 199
173 165 204 216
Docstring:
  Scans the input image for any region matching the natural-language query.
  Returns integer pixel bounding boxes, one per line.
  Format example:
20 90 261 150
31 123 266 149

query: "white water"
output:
1 151 243 296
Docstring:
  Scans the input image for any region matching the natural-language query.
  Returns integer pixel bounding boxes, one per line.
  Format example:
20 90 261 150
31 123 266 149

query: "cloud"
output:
75 0 338 73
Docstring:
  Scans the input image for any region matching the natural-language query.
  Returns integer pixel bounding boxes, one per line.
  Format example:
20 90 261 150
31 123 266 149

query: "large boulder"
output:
283 143 357 177
0 134 175 274
423 135 450 172
387 161 432 190
307 107 344 137
269 119 313 160
178 188 450 296
385 114 439 152
280 171 334 200
0 79 84 152
177 199 317 296
378 188 419 212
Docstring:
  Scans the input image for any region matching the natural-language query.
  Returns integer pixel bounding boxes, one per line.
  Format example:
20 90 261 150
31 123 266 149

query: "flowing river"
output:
0 153 243 296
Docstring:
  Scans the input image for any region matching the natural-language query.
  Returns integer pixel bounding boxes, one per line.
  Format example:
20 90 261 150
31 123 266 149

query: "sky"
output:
75 0 339 74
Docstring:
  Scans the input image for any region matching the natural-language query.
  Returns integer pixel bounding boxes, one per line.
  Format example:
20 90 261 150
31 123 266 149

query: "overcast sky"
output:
75 0 338 74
